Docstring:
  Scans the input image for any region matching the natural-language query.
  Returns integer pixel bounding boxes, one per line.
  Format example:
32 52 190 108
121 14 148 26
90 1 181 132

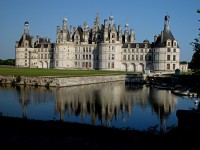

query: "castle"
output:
15 14 180 72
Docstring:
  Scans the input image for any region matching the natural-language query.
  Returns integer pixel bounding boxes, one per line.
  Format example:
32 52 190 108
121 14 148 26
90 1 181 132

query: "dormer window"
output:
136 44 139 48
173 41 177 47
167 41 171 46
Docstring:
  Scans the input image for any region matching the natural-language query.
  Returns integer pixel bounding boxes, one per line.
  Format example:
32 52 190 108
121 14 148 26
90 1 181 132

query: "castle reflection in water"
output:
1 81 179 130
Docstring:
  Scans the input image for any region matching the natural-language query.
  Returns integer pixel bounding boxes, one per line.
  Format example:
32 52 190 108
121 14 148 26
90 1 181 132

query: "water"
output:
0 81 198 131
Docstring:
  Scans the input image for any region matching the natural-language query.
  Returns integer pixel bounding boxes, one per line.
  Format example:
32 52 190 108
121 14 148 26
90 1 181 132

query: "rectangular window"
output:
128 55 130 60
108 62 110 68
112 62 114 68
167 55 170 60
173 64 175 70
174 42 177 47
167 48 171 52
173 49 176 52
132 55 134 60
140 55 143 61
136 55 138 60
168 42 171 46
83 55 85 60
173 55 176 61
167 64 170 70
123 55 126 60
82 62 85 67
112 54 114 60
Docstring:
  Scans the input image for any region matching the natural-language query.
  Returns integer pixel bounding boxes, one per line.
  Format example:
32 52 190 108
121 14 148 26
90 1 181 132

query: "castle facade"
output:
15 14 180 72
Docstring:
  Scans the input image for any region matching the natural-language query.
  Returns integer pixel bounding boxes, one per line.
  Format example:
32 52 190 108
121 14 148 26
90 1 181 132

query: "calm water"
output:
0 81 198 131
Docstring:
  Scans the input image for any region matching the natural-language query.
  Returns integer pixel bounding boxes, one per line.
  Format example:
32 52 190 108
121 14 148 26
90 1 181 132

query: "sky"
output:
0 0 199 62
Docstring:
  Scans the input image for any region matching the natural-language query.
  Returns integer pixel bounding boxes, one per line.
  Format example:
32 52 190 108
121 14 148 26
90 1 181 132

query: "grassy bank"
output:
0 66 129 77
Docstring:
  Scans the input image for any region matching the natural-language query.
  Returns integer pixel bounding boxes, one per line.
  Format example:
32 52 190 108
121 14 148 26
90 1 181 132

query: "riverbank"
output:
0 115 199 149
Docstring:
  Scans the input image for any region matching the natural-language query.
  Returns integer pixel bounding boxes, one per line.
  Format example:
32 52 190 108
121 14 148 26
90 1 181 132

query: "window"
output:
173 49 176 52
112 62 114 68
82 62 85 67
128 55 130 60
112 54 114 60
112 46 114 51
123 55 126 60
108 62 110 68
173 64 175 70
83 55 85 60
148 55 152 61
136 55 138 60
112 33 115 38
75 54 77 60
89 62 91 67
167 64 170 70
124 49 126 53
174 42 177 47
140 55 143 61
173 55 176 61
167 41 171 46
167 48 171 52
167 55 170 60
132 55 134 60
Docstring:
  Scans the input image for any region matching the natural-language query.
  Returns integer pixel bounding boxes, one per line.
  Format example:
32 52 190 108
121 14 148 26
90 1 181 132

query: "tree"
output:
189 9 200 72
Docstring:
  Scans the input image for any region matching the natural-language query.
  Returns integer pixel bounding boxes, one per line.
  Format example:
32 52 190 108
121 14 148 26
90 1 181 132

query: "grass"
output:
0 65 130 77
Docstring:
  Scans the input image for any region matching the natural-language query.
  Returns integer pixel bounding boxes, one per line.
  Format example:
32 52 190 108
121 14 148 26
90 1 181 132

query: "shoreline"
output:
0 115 199 149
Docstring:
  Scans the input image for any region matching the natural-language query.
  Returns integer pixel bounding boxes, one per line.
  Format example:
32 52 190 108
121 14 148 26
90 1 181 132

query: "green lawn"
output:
0 66 129 77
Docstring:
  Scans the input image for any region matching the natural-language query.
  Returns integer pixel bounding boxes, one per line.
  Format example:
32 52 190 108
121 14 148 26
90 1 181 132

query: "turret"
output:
124 24 129 43
24 21 29 35
62 17 67 32
164 15 170 31
130 29 134 43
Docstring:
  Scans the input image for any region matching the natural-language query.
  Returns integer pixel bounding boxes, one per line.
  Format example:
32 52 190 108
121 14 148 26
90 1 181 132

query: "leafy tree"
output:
0 59 15 66
189 10 200 72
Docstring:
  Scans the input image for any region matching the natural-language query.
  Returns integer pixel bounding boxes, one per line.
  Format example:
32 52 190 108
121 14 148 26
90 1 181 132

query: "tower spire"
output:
24 21 29 35
164 15 170 30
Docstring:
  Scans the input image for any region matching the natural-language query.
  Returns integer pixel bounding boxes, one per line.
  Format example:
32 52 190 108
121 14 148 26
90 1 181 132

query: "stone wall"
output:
0 75 126 87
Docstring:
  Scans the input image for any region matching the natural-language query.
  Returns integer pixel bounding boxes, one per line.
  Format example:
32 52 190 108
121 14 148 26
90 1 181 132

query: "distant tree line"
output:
0 59 15 66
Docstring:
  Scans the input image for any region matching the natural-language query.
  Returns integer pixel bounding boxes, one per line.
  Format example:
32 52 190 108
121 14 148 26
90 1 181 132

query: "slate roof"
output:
152 28 179 48
18 34 33 48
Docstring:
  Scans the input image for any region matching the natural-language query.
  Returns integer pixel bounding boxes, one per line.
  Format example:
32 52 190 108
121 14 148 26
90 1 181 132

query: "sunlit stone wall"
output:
0 75 126 87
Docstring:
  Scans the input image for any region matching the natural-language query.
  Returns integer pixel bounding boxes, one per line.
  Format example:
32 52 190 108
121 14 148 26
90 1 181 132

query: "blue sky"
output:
0 0 199 62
